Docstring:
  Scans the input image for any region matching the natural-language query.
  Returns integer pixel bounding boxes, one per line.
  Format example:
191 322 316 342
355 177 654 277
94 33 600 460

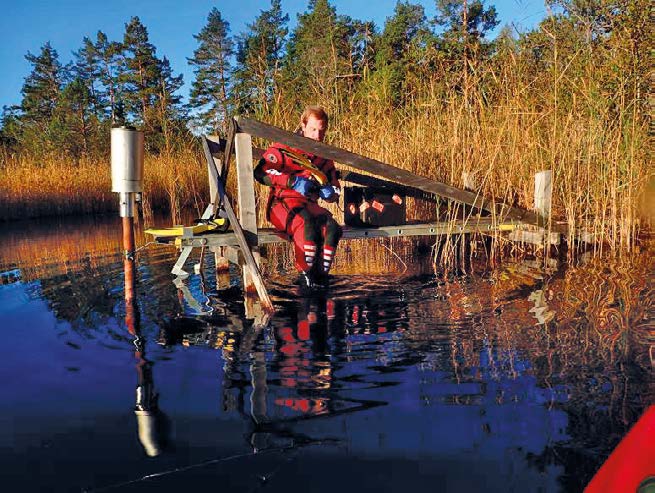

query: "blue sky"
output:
0 0 548 110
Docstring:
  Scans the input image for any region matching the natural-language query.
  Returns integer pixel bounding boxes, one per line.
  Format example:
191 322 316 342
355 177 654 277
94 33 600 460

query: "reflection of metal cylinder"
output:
111 126 144 193
135 411 161 457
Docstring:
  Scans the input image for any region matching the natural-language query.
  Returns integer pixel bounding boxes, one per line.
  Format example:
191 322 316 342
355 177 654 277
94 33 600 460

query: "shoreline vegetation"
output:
1 0 651 261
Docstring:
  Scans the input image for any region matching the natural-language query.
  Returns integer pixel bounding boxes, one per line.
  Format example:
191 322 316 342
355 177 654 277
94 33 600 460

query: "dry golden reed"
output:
0 148 208 224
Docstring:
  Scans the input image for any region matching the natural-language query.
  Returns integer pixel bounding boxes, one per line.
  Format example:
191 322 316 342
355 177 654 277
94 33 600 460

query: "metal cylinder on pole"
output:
111 126 144 301
111 126 144 197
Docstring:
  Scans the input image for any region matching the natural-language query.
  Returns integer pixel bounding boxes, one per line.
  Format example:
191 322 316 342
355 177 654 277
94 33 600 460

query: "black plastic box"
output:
343 187 406 227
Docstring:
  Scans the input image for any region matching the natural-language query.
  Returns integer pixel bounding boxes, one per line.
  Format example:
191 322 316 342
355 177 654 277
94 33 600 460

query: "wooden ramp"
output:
146 116 565 313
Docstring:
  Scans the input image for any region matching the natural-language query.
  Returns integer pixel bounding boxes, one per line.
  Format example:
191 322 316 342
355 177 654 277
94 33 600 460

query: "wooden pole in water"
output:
123 215 137 317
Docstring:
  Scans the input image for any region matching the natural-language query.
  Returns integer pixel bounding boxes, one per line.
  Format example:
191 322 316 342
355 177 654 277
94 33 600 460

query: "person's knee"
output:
295 210 319 244
325 219 342 245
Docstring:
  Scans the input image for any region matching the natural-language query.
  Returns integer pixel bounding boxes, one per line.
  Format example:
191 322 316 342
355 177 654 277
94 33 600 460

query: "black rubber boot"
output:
298 272 315 290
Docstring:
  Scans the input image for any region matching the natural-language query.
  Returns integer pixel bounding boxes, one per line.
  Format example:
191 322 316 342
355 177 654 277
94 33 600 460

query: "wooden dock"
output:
152 218 523 249
145 116 565 314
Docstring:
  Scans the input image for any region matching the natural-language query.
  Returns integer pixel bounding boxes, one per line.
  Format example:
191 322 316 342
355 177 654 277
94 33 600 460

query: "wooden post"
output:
203 135 238 272
234 132 261 293
211 247 231 290
250 352 268 424
205 137 220 214
461 171 477 191
534 170 552 221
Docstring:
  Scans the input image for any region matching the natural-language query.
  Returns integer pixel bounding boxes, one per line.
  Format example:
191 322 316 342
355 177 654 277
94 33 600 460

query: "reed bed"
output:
1 70 650 268
0 148 208 223
0 153 113 220
333 95 650 259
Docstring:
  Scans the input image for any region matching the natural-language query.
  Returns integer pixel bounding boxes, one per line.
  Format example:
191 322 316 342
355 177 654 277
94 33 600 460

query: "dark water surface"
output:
0 215 652 493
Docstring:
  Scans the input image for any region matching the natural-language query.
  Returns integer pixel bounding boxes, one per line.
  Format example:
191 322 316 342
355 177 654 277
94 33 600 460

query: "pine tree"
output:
188 7 234 134
435 0 499 45
232 0 288 116
0 106 22 152
93 31 125 124
14 42 69 154
281 0 357 116
348 19 376 79
53 77 97 159
121 16 161 126
72 37 103 118
151 56 185 153
374 1 431 105
435 0 499 95
21 42 64 128
72 31 127 124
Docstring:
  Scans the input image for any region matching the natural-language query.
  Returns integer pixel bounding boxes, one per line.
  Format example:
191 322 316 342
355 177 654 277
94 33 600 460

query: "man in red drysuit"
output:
254 106 342 288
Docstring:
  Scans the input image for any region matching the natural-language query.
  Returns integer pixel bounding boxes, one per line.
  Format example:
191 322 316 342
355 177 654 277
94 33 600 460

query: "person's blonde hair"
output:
300 106 329 127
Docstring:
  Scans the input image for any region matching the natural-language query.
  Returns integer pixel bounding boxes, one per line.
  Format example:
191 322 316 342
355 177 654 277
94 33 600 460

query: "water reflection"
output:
125 253 167 457
0 215 652 492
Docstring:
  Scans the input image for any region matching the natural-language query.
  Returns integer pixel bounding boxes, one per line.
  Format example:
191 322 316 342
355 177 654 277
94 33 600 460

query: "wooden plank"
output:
202 124 235 215
204 136 221 212
221 119 237 185
205 135 225 153
235 133 258 236
234 132 261 294
206 135 265 160
167 218 522 249
202 136 225 217
202 136 238 265
220 198 273 312
235 116 565 232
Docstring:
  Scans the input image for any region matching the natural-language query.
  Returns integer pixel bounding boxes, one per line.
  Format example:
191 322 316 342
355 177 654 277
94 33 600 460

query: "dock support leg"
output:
213 246 231 272
250 352 268 424
212 246 232 290
169 204 215 278
234 132 261 294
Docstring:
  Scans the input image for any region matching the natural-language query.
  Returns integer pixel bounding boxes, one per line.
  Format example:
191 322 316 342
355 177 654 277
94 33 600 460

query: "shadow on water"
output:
0 215 653 492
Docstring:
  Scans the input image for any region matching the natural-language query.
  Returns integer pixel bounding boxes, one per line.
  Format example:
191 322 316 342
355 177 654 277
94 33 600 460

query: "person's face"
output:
301 115 327 142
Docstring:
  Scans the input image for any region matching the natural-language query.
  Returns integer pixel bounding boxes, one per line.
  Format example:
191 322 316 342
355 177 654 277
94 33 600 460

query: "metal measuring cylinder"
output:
111 126 144 217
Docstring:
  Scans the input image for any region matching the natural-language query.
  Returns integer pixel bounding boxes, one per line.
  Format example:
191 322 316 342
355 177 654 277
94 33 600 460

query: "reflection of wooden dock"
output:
146 116 565 314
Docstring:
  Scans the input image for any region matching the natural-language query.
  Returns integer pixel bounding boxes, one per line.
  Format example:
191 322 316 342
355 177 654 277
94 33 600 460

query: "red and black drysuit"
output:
254 143 342 276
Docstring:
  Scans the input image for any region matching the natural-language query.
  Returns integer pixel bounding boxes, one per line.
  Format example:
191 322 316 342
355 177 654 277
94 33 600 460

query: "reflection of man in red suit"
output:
254 106 342 288
274 298 332 416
